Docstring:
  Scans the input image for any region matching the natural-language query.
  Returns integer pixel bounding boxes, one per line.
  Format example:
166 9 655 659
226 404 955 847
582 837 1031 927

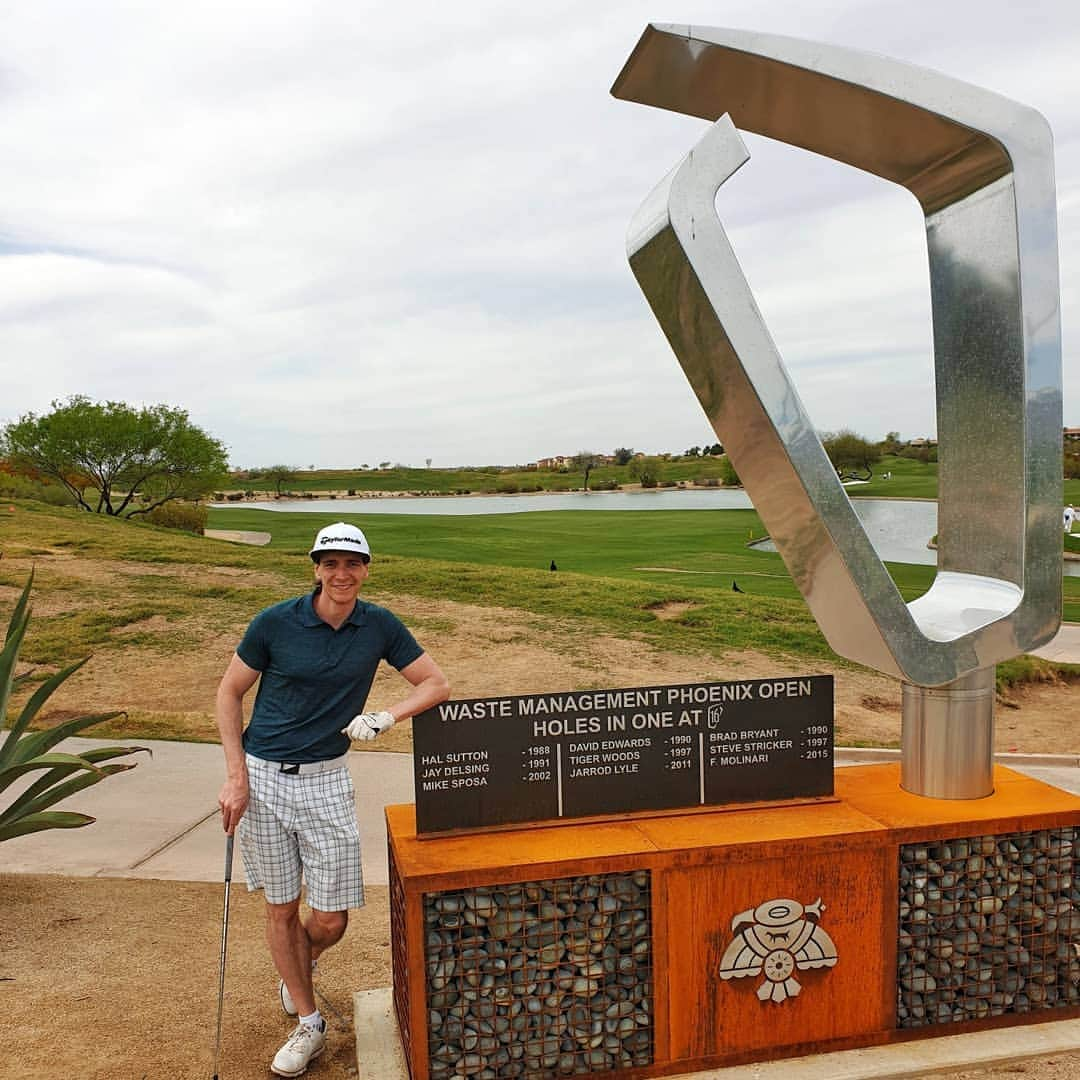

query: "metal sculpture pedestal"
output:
387 766 1080 1079
902 669 997 798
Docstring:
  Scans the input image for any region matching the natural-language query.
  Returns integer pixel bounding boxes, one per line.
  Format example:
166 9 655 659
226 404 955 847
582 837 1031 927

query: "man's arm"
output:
387 652 450 721
216 652 261 834
344 652 450 741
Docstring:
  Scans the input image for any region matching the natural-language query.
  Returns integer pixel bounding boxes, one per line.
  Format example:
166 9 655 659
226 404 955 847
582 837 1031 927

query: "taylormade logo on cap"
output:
309 522 371 561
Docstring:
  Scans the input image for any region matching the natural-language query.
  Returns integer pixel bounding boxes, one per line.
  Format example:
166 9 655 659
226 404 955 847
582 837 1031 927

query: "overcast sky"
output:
2 1 1078 468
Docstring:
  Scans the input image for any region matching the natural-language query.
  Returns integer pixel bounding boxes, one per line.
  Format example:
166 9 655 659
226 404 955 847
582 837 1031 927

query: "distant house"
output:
1065 427 1080 442
908 436 938 448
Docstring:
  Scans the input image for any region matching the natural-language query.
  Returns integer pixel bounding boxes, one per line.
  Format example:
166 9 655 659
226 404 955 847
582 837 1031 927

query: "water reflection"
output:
751 500 939 566
214 489 755 515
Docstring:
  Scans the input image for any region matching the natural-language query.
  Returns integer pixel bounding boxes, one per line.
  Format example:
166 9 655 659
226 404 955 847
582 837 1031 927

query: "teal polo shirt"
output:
237 592 423 763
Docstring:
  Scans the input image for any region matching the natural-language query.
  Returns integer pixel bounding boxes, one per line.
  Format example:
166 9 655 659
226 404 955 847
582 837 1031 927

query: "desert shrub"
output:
1 573 148 842
591 480 619 492
719 455 741 486
144 501 207 535
0 473 77 506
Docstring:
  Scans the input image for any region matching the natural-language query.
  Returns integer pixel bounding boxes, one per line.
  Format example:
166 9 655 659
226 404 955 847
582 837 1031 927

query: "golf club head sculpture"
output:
614 26 1063 798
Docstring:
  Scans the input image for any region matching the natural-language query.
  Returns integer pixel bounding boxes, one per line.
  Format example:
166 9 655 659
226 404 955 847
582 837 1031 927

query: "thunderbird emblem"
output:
718 896 838 1003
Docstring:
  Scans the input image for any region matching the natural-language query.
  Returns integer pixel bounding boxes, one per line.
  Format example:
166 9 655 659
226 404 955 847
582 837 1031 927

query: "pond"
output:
749 499 938 566
213 490 1080 576
216 488 756 515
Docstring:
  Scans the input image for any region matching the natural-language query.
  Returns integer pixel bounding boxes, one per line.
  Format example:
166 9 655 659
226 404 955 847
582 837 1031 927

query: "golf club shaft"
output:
212 832 235 1079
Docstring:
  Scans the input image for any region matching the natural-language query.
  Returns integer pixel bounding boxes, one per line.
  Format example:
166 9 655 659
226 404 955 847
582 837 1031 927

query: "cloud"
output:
1 0 1077 465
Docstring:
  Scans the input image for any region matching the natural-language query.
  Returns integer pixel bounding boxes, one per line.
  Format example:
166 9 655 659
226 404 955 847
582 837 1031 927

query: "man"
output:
217 521 449 1077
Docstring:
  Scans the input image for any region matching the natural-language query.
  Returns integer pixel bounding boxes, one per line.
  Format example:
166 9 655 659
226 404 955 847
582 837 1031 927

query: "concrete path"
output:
2 737 413 885
1030 621 1080 663
353 988 1080 1080
7 739 1080 885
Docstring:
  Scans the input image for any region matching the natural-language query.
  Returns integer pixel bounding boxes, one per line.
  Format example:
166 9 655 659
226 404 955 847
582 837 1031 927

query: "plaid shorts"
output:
237 753 364 911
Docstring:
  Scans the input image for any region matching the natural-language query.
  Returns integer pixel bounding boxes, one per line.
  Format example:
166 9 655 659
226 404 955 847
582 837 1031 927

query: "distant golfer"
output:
216 521 448 1077
1066 505 1075 534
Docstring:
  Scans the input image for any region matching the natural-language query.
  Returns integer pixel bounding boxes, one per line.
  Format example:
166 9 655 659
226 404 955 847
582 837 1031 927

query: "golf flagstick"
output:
212 832 235 1080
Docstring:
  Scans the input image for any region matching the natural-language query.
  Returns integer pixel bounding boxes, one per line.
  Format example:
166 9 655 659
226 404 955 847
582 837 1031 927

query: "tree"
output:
263 465 295 495
880 430 903 455
820 429 882 482
629 455 662 488
3 396 228 517
571 450 601 491
718 454 741 486
425 458 433 469
684 446 702 457
378 461 391 470
613 447 634 466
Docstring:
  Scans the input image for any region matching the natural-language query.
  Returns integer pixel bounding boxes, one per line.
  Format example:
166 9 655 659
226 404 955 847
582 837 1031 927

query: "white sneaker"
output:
271 1020 326 1077
279 960 318 1016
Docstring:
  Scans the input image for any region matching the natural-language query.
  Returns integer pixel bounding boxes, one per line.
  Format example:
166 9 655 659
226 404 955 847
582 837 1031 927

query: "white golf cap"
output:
309 522 371 562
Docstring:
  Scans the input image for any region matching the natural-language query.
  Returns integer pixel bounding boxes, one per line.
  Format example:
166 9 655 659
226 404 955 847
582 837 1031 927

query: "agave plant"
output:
0 571 148 842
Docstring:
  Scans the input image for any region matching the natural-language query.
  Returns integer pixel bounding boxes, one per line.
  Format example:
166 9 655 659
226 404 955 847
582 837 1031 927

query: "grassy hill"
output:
0 498 1075 747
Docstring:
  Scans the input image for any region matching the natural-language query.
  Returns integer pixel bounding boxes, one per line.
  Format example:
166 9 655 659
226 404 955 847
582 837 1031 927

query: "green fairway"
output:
208 503 1080 625
1 500 1075 722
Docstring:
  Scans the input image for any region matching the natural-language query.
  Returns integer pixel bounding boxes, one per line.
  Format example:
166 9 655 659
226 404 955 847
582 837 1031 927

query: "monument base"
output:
387 764 1080 1079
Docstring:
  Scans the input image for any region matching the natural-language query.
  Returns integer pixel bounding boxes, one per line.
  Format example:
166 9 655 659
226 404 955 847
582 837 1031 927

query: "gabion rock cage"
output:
898 828 1080 1027
423 872 654 1078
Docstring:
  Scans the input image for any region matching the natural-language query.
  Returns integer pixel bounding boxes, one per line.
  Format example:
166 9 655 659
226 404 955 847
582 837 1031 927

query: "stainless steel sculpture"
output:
614 26 1062 798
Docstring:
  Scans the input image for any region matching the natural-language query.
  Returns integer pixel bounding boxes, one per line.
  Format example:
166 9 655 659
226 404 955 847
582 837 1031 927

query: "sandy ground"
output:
4 872 1080 1080
3 546 1076 754
1 873 382 1079
8 765 1079 1076
4 550 1080 1078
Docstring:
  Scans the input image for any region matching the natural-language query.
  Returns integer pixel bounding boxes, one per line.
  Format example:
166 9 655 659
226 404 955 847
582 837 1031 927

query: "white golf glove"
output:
343 710 396 741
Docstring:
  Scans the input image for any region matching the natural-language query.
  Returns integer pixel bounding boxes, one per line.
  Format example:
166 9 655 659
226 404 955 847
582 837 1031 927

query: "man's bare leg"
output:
266 899 348 1016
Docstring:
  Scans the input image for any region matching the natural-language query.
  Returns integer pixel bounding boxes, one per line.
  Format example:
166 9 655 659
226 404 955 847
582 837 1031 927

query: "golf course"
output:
3 475 1080 1079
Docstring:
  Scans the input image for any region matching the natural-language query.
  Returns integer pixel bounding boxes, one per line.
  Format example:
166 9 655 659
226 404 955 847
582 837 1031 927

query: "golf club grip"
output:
224 832 234 882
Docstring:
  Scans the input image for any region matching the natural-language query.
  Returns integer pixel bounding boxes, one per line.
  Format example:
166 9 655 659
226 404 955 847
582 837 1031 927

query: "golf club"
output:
211 832 235 1080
